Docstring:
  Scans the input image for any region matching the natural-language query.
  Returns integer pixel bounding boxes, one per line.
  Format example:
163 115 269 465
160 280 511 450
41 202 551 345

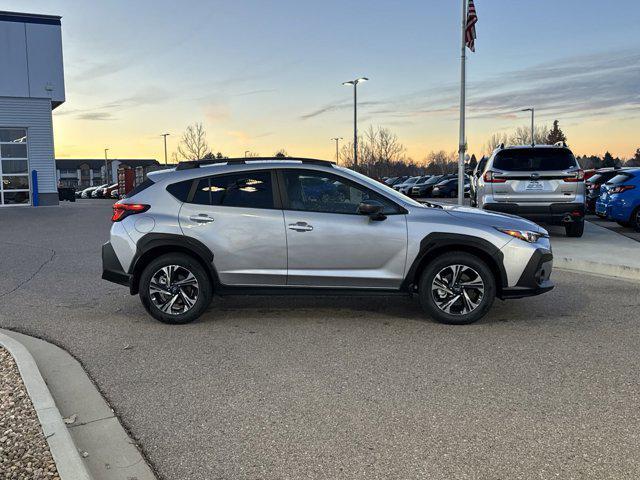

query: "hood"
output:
442 204 545 233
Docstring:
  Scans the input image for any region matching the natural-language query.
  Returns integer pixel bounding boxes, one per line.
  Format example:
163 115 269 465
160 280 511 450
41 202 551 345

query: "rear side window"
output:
493 148 577 171
191 171 274 209
166 180 193 202
607 173 634 184
124 178 154 199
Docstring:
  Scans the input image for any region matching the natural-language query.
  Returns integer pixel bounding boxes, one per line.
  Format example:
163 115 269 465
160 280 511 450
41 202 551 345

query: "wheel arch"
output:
402 233 508 294
128 233 218 295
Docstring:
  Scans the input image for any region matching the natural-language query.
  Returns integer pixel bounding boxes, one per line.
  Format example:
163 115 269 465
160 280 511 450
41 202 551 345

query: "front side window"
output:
282 170 399 215
192 171 274 209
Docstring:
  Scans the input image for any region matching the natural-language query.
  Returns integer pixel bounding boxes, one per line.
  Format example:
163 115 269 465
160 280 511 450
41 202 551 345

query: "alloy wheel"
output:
148 265 199 315
431 264 485 315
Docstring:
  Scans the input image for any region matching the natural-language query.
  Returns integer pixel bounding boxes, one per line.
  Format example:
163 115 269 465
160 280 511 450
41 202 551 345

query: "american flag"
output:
465 0 478 52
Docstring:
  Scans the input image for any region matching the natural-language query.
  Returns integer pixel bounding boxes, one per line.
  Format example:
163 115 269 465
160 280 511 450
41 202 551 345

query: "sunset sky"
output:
5 0 640 162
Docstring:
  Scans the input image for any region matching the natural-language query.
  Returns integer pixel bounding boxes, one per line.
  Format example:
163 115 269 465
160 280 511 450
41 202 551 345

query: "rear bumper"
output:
101 242 131 287
483 202 585 225
499 248 554 299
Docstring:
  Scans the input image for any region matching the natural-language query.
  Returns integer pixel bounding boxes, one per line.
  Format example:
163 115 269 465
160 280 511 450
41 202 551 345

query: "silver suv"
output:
474 144 585 237
102 158 554 325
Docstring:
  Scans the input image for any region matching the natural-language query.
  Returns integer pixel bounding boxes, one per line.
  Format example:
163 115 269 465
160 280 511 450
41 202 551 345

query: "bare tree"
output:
176 123 211 161
339 126 407 177
485 124 551 154
274 149 288 158
424 151 458 175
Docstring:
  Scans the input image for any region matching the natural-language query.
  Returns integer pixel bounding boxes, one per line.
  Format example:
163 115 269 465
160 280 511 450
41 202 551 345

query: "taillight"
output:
111 202 150 222
483 171 506 183
563 169 584 182
609 185 635 194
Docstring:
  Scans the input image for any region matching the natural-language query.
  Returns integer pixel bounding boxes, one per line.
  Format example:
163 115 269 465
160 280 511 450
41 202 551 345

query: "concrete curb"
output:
0 332 92 480
555 257 640 282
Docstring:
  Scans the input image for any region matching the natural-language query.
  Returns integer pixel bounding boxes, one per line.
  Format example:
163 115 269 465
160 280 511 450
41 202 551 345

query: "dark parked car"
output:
585 168 626 213
58 187 76 202
411 174 456 197
431 178 471 198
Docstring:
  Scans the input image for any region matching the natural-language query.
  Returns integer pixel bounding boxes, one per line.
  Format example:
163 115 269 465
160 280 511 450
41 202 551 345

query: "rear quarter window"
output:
493 148 577 171
124 178 155 199
607 173 634 184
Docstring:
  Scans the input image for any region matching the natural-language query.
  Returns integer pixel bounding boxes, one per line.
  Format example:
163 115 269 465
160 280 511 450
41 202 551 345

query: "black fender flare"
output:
401 233 508 292
128 233 218 294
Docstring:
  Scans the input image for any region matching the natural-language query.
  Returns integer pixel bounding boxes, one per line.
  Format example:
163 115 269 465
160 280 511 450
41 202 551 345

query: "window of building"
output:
0 128 30 206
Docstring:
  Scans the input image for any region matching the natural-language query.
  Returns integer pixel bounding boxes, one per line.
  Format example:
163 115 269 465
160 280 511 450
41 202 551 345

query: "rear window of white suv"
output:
493 148 576 171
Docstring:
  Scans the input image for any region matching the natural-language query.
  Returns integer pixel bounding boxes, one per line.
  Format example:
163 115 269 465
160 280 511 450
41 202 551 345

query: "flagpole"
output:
458 0 468 206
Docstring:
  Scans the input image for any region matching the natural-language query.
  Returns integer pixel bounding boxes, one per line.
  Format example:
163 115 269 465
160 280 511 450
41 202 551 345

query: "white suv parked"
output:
474 145 585 237
102 158 554 325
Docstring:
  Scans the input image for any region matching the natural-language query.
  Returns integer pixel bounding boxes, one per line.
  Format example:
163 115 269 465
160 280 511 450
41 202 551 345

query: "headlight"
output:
495 227 548 243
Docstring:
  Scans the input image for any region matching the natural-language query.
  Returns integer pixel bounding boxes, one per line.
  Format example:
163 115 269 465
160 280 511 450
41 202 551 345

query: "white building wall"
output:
0 96 57 195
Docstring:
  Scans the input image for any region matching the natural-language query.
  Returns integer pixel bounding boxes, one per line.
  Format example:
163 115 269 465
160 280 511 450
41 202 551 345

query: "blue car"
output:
595 168 640 231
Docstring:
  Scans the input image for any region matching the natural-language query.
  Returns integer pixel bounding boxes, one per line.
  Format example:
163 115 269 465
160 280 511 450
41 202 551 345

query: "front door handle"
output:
189 214 215 223
288 221 313 232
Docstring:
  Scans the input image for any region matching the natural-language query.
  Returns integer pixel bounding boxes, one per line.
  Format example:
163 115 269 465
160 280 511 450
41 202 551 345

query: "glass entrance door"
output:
0 129 30 206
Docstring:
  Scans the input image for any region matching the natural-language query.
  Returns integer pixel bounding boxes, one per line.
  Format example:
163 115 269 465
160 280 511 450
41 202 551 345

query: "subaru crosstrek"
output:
475 144 585 237
102 158 554 325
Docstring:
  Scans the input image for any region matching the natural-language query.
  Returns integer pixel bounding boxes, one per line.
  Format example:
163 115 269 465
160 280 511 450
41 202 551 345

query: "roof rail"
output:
498 143 505 150
554 141 568 148
175 157 336 171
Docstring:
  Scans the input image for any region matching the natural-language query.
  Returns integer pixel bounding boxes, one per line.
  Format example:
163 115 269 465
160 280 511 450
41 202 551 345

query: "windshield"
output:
425 176 442 185
493 148 577 171
587 174 603 184
339 167 423 207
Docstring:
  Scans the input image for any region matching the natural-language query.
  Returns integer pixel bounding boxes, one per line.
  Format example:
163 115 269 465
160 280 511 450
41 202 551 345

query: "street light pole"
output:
104 148 109 184
522 108 535 146
342 77 368 167
161 133 170 165
331 137 343 163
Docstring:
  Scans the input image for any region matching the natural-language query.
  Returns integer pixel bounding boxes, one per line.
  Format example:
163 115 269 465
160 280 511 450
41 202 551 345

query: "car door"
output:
178 169 287 286
278 169 408 288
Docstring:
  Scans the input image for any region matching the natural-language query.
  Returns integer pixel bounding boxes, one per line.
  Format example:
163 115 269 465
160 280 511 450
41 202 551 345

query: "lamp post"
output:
342 77 368 167
104 148 109 184
161 133 170 165
331 137 343 163
521 108 535 146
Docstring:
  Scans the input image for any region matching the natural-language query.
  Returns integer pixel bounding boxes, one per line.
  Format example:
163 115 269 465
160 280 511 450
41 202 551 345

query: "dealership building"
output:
56 159 160 188
0 10 65 206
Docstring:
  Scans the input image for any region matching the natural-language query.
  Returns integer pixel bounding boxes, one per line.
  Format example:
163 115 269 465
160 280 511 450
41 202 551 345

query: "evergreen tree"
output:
602 151 616 168
468 154 478 170
546 120 567 145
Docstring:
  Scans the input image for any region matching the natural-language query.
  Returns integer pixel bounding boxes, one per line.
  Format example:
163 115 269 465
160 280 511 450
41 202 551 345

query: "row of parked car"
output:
76 183 120 199
383 174 471 198
588 167 640 231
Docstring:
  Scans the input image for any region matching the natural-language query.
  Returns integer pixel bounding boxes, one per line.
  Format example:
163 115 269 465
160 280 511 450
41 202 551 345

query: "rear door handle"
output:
288 222 313 232
189 214 215 223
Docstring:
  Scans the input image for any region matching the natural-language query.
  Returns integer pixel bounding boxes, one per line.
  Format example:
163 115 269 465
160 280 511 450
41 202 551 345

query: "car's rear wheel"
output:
632 207 640 232
139 253 212 324
616 221 631 228
418 252 496 325
565 220 584 237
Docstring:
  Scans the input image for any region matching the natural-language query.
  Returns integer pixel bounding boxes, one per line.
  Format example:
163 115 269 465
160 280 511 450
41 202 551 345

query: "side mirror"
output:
358 200 386 221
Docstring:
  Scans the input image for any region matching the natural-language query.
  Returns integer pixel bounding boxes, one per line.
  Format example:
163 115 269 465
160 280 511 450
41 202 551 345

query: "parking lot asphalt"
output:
1 200 640 479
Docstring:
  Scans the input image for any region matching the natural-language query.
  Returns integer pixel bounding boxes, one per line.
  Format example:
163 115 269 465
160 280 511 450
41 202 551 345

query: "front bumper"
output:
102 242 131 287
483 202 584 225
499 248 554 299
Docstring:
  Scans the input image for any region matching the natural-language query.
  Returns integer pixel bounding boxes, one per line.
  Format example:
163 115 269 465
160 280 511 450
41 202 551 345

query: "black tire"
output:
632 207 640 232
418 252 496 325
565 220 584 238
139 253 213 324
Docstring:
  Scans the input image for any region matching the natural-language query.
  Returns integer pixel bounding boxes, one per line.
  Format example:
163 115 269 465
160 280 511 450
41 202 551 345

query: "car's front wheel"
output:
632 207 640 232
139 253 213 324
418 252 496 325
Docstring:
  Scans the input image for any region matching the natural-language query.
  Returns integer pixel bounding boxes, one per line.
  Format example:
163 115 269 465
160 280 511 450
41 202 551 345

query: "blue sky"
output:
5 0 639 160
